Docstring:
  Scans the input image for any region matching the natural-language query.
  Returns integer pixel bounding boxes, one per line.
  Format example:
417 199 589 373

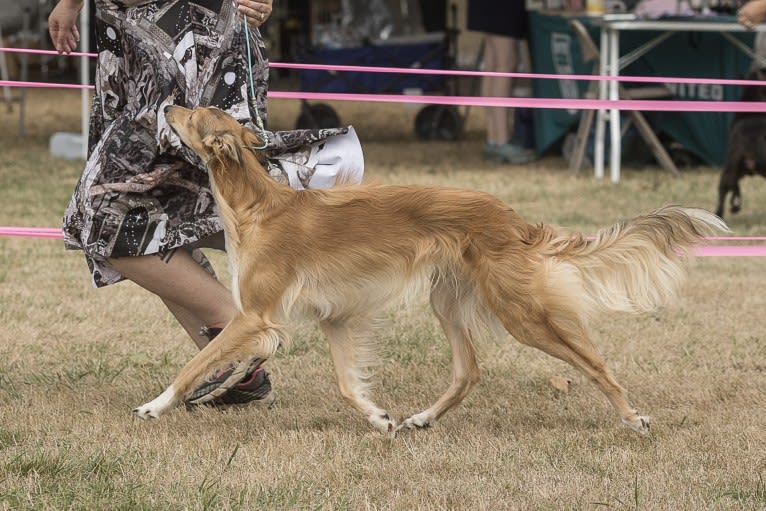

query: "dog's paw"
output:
133 404 160 420
622 414 651 435
132 386 178 421
731 196 742 214
396 412 433 433
368 412 397 435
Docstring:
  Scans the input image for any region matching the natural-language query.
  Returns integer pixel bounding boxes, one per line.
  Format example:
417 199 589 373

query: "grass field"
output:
1 89 765 510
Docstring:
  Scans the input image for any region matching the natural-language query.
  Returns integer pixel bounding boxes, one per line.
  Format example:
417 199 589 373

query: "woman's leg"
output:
110 249 274 405
108 249 237 349
161 298 222 350
481 34 519 145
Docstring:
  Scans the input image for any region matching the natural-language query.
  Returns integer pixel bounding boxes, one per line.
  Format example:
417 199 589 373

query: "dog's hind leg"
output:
320 318 396 434
498 304 650 434
397 277 480 432
133 313 285 419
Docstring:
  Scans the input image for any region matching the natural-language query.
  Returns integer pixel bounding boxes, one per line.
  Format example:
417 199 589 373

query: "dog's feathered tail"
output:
540 206 728 323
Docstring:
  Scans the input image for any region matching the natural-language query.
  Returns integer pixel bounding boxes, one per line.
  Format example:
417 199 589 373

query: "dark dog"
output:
716 69 766 218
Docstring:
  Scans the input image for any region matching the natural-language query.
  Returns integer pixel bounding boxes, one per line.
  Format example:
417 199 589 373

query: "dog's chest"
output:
225 239 243 311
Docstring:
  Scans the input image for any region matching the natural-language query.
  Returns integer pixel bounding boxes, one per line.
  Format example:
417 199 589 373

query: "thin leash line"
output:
242 13 268 151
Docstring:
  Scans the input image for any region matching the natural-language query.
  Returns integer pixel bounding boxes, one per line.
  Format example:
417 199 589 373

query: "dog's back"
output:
254 184 541 322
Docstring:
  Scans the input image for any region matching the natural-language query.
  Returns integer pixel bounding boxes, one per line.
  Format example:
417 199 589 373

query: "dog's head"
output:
165 105 265 166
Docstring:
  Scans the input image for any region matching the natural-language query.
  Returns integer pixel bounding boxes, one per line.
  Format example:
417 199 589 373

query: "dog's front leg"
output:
133 385 180 420
133 313 285 420
320 319 397 435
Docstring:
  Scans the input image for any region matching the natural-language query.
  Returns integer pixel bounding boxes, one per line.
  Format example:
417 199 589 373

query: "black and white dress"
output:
63 0 364 287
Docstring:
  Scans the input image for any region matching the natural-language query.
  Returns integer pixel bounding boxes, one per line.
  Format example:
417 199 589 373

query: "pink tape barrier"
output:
3 80 766 113
5 45 766 112
1 227 765 256
693 245 766 256
0 80 93 90
2 47 765 256
266 91 766 113
3 46 766 87
268 61 766 87
0 227 64 239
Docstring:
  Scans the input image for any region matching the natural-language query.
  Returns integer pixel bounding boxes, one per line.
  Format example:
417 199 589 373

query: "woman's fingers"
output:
237 0 272 27
51 25 79 53
48 2 81 54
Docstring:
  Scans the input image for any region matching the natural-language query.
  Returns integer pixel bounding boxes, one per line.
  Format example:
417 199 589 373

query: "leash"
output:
241 13 268 151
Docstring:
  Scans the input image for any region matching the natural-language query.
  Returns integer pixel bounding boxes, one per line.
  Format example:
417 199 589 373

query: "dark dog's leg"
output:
730 180 742 214
716 164 738 218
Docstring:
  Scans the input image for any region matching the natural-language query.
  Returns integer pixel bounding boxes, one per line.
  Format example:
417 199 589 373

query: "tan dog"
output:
134 106 727 435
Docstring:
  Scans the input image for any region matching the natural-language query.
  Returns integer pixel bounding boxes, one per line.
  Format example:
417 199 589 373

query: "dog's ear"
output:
242 128 265 149
202 132 242 165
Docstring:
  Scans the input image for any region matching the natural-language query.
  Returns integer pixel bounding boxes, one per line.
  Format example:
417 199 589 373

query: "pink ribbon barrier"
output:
0 80 93 90
5 45 766 112
267 91 766 113
268 61 766 88
693 245 766 257
1 227 764 256
0 227 64 239
4 46 766 87
3 79 766 113
2 46 766 257
0 47 97 58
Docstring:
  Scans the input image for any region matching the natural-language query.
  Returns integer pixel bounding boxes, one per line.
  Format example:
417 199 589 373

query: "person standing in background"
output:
467 0 536 164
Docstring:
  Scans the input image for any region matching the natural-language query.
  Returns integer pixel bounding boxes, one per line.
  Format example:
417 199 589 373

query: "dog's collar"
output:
242 143 267 152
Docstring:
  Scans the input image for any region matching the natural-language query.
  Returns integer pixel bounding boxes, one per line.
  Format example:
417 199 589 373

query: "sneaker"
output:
482 142 537 164
185 365 276 409
507 147 537 164
184 326 277 409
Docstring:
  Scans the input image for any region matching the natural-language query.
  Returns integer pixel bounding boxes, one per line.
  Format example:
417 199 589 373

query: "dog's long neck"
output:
207 150 295 245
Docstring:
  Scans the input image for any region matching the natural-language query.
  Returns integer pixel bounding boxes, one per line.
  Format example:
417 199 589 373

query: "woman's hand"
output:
49 0 84 54
738 0 766 29
237 0 273 29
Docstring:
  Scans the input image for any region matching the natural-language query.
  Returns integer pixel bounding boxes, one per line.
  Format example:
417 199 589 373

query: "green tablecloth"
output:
527 12 755 166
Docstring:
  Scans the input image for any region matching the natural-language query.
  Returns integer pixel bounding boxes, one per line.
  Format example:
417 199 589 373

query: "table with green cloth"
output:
527 11 756 167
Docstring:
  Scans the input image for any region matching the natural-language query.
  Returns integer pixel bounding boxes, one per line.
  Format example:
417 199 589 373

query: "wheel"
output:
295 103 340 130
414 105 464 141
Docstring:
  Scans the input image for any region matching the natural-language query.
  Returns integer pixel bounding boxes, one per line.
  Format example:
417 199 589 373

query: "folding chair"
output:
567 19 679 176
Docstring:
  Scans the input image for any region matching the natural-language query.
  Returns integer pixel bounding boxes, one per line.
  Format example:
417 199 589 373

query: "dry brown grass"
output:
1 89 765 510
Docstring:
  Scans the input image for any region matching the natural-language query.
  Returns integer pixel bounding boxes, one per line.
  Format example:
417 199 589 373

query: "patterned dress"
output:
64 0 364 287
